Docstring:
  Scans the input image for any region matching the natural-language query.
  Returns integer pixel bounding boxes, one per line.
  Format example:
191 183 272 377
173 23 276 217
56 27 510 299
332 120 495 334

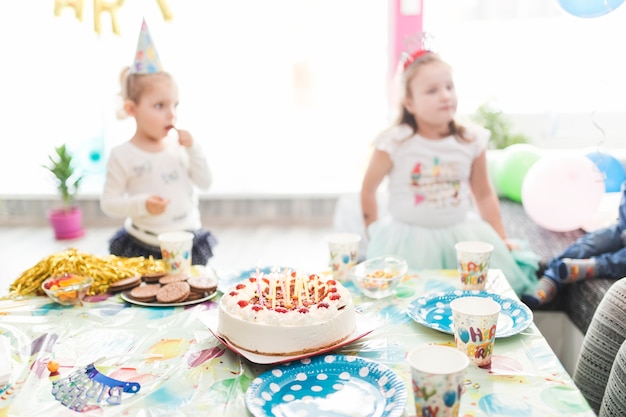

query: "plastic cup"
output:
158 231 194 275
454 241 494 290
450 296 500 368
407 344 470 417
326 233 361 282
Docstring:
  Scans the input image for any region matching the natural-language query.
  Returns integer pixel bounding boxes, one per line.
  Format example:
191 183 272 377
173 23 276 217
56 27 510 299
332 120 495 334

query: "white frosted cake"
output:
217 269 356 356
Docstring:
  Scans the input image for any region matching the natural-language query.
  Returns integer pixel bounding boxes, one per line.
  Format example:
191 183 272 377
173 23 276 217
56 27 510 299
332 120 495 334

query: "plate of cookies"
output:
112 267 219 307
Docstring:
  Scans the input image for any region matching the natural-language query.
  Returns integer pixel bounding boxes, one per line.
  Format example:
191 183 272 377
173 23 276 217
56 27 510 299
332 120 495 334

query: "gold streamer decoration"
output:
4 248 165 299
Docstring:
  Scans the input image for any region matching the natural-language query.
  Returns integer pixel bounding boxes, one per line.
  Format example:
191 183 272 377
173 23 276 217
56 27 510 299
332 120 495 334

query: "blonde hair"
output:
116 67 173 119
395 52 472 142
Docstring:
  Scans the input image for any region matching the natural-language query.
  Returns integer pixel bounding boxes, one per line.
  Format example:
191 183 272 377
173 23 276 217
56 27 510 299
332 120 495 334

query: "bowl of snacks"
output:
41 273 94 306
350 256 408 299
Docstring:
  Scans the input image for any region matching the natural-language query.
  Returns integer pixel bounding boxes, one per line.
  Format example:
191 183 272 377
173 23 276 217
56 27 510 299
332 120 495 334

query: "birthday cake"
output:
217 269 356 356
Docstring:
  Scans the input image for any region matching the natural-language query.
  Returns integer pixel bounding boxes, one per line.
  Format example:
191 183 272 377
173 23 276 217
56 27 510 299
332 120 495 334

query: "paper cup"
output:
407 344 470 417
455 241 494 290
450 296 500 367
326 233 361 282
158 231 194 275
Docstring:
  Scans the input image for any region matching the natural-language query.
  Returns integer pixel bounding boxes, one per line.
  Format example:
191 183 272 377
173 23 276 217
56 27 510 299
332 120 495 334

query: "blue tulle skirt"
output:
366 216 539 296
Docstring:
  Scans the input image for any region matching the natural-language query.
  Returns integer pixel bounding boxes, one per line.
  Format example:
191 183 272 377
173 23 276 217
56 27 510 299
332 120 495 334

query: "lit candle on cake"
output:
313 275 319 302
294 274 302 307
256 269 264 305
270 275 277 310
284 270 292 308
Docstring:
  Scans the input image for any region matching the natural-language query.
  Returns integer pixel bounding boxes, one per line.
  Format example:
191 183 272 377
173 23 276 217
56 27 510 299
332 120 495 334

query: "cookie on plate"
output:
109 275 142 293
156 282 191 304
129 284 161 302
187 276 218 296
141 272 167 283
159 273 189 285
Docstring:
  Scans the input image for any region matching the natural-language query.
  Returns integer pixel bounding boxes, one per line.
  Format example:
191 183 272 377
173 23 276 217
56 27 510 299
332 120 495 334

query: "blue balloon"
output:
586 152 626 192
558 0 625 18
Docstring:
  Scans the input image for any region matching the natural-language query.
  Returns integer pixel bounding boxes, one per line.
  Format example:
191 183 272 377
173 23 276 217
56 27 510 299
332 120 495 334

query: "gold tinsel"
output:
4 248 165 299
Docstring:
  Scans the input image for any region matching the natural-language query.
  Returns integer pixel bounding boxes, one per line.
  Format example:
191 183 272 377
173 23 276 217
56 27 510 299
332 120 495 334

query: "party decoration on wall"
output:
585 151 626 192
493 144 542 203
53 0 173 35
131 19 163 74
156 0 174 21
557 0 625 18
521 155 604 232
94 0 124 35
54 0 83 21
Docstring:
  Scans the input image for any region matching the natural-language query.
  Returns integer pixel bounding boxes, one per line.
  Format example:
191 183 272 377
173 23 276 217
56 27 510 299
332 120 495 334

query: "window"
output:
0 1 388 196
422 0 626 150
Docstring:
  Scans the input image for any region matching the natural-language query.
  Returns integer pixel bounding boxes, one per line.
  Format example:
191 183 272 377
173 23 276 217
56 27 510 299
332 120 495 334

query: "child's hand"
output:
504 238 520 251
146 195 170 215
176 129 194 148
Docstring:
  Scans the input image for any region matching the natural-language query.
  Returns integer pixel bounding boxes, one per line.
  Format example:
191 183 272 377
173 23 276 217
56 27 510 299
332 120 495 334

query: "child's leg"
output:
521 275 559 307
558 245 626 283
556 258 596 283
557 225 622 260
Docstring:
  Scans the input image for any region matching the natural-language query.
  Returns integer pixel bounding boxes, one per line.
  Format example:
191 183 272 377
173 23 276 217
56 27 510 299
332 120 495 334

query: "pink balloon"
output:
521 155 605 232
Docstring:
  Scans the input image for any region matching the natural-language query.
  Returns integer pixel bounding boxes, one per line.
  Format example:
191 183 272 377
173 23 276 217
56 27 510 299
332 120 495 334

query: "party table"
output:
0 269 595 417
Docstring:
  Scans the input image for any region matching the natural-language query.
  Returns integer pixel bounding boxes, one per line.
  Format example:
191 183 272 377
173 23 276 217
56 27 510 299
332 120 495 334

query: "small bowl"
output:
42 273 94 306
350 256 408 299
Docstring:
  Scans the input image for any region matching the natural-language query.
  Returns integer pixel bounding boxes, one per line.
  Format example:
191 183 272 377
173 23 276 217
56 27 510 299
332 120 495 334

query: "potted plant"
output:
472 102 530 149
43 144 85 240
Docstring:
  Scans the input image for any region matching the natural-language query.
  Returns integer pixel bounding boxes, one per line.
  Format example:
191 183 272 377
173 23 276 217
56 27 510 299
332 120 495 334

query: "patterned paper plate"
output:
245 354 406 417
407 290 533 338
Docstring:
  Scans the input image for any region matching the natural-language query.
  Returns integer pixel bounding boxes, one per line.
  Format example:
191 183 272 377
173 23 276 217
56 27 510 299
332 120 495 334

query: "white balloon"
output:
521 155 605 232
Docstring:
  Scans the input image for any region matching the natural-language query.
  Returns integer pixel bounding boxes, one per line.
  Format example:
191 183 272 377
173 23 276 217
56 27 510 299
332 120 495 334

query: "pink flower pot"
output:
47 207 85 240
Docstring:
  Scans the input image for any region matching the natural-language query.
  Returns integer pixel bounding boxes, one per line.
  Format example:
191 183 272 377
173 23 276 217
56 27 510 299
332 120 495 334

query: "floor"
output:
0 226 334 298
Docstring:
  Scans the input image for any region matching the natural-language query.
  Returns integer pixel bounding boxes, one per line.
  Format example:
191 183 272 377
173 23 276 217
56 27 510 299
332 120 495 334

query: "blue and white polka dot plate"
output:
406 290 533 338
245 354 407 417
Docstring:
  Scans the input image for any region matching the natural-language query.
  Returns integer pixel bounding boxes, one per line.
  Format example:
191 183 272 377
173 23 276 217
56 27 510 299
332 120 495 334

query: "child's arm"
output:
469 150 508 241
361 149 392 227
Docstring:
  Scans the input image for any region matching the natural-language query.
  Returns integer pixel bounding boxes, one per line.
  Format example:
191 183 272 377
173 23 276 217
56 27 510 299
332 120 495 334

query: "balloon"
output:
585 152 626 192
494 144 542 203
558 0 625 18
522 155 605 232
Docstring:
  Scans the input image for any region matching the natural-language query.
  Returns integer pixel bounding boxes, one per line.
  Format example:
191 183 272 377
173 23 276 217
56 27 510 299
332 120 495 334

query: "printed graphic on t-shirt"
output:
410 157 461 207
132 161 151 177
161 170 179 184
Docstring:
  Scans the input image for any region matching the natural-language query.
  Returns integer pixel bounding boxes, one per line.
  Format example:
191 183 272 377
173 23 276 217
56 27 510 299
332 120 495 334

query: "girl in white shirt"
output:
360 49 537 296
101 67 216 265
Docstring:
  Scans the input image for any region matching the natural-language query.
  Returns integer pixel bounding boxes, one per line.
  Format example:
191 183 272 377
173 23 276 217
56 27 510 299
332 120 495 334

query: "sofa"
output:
499 198 619 335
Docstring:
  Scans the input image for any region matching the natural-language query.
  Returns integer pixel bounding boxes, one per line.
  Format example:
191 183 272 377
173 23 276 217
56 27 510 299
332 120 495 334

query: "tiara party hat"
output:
130 18 163 74
399 32 435 71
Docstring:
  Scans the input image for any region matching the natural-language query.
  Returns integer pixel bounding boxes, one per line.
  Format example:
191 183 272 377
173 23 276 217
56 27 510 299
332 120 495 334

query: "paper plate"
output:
246 354 406 417
407 290 533 338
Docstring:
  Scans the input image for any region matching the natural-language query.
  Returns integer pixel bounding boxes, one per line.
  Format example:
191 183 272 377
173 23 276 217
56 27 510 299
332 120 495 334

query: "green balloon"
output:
494 144 541 202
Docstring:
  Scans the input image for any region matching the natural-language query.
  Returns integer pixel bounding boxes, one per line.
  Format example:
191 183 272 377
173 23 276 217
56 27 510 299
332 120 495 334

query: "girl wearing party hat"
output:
360 36 539 297
101 19 217 265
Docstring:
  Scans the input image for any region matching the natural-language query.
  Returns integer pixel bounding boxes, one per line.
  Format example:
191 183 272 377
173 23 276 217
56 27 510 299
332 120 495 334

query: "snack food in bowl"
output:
42 273 94 306
350 256 408 299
